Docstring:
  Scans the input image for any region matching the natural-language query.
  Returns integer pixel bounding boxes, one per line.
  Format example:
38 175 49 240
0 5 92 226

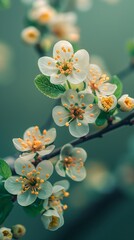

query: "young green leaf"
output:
0 159 12 179
34 74 66 99
111 75 123 99
96 111 107 126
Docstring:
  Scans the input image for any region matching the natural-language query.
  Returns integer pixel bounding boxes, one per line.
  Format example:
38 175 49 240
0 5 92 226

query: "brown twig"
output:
42 111 134 160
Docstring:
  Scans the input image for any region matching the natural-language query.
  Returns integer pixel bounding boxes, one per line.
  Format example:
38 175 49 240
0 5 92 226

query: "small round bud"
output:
21 26 40 45
0 227 12 240
12 224 26 239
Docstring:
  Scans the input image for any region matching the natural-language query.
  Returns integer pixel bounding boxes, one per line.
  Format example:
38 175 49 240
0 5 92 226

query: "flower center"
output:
49 216 59 229
56 61 73 75
38 12 51 23
101 96 114 111
64 156 76 168
18 126 46 152
49 191 69 213
28 31 37 39
16 165 47 195
2 230 12 237
124 97 134 109
88 74 109 93
69 105 85 120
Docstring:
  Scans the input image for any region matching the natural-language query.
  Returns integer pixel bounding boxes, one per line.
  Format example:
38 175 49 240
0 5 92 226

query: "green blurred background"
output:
0 0 134 239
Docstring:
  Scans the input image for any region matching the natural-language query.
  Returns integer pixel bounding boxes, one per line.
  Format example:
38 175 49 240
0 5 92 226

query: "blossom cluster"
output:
1 40 134 235
21 0 79 50
37 40 134 137
3 126 87 231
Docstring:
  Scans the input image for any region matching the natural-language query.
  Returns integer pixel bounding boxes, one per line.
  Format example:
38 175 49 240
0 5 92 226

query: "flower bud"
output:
21 26 40 45
118 94 134 112
12 224 26 239
0 227 12 240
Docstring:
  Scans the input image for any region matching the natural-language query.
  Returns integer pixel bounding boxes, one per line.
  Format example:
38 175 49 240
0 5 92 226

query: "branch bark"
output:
42 111 134 160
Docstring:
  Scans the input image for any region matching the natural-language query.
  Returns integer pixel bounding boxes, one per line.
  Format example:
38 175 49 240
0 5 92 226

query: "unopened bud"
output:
12 224 26 239
0 227 12 240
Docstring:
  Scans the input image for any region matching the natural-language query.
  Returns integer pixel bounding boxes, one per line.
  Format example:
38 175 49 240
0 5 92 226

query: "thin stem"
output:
42 111 134 160
66 80 72 89
116 64 134 79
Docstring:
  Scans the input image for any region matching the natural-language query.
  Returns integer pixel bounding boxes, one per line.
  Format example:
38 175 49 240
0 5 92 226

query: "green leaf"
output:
0 196 13 225
0 182 13 225
111 75 123 99
34 74 66 99
0 159 12 179
96 112 107 126
23 199 44 217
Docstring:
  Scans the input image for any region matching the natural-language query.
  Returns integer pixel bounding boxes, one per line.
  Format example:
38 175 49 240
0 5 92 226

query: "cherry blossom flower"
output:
85 64 117 96
28 1 56 25
98 95 117 112
41 209 64 231
118 94 134 112
21 26 40 45
0 228 12 240
42 180 69 231
52 89 100 137
49 12 79 42
12 126 56 161
56 144 87 181
38 40 89 85
5 159 53 206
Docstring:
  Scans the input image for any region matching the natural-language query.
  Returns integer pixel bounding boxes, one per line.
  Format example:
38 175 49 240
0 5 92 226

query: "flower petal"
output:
55 160 66 177
88 64 102 81
43 128 56 145
52 106 69 126
54 180 70 191
67 69 88 84
12 138 30 152
60 144 73 159
4 176 22 195
84 105 100 123
15 158 35 176
19 153 35 161
37 160 53 180
52 185 65 194
37 145 55 156
73 49 89 69
43 198 49 209
23 126 41 141
72 147 87 162
69 119 89 138
98 83 117 95
38 57 57 76
53 40 73 60
66 165 86 181
61 89 79 106
38 181 52 199
50 73 66 85
78 92 94 105
17 190 37 206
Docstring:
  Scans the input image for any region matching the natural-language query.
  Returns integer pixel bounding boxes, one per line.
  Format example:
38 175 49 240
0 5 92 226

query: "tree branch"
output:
116 64 134 79
42 111 134 160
